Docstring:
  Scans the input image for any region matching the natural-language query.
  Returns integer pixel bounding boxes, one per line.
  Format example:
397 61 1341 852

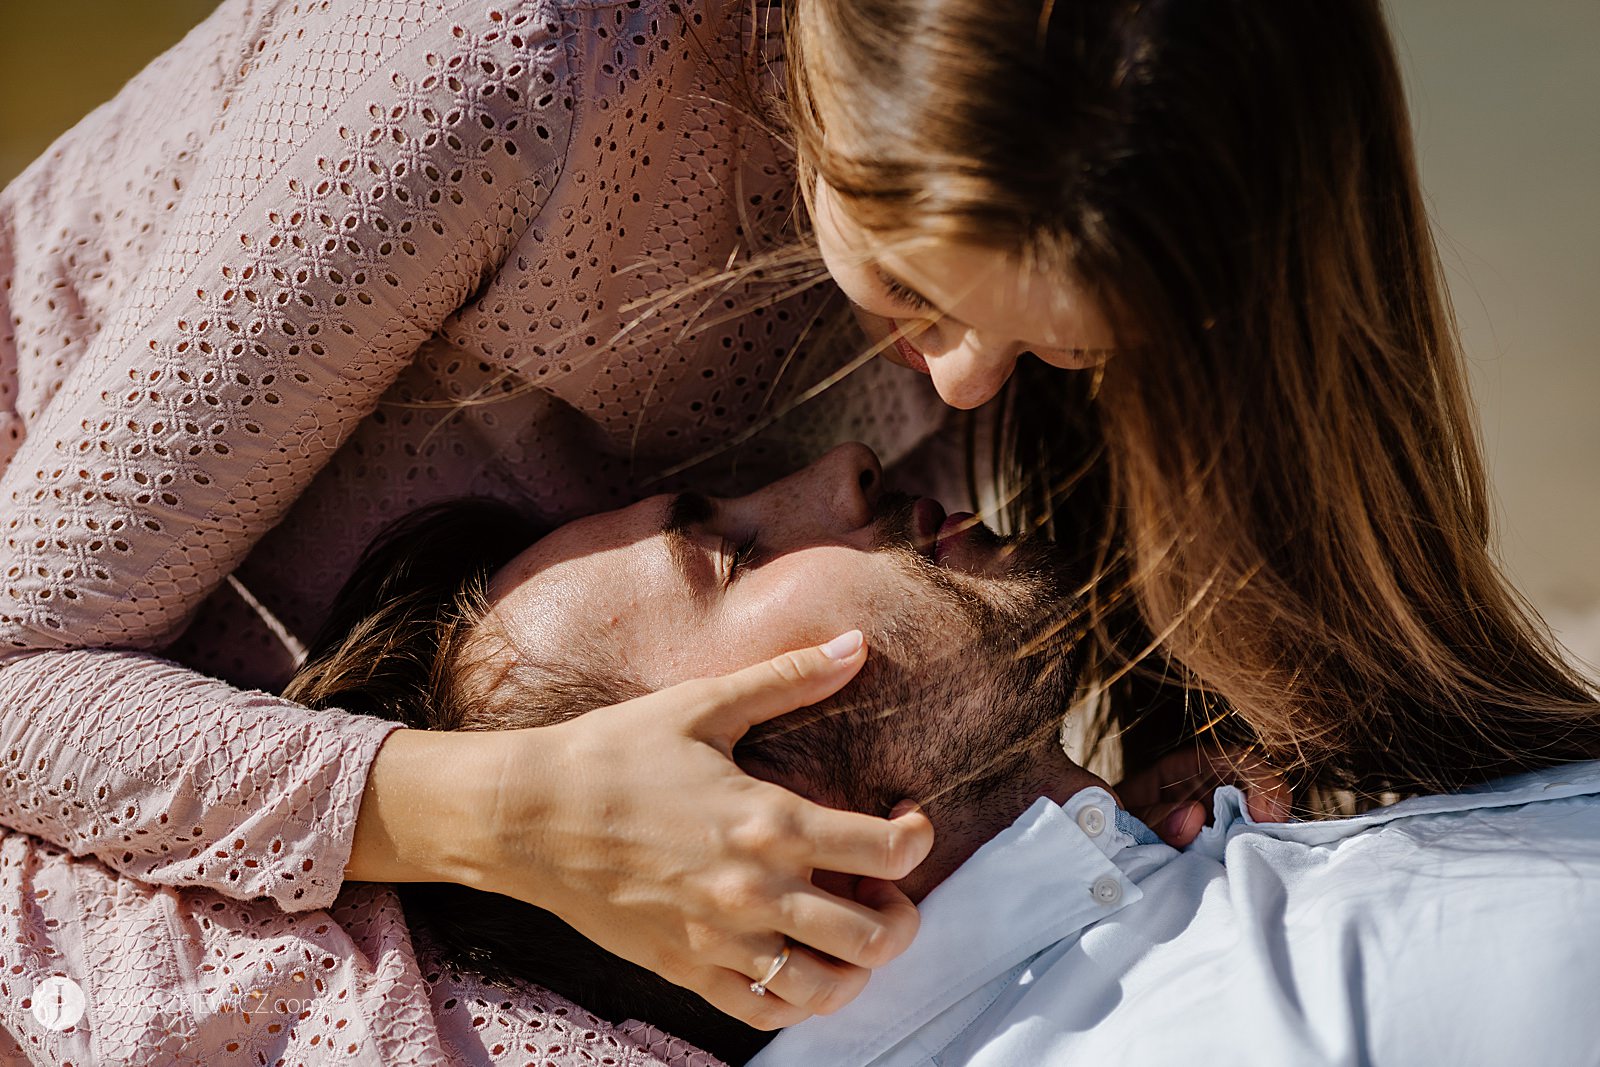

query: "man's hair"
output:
285 497 1079 1064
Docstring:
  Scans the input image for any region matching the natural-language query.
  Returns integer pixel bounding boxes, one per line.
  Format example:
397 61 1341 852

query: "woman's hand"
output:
349 630 935 1029
1115 743 1292 848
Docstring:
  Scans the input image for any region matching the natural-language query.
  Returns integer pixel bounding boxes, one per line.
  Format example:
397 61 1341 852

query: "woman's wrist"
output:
346 726 546 888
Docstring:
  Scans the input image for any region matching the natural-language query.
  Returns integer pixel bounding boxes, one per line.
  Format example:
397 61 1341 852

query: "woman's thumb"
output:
690 630 867 742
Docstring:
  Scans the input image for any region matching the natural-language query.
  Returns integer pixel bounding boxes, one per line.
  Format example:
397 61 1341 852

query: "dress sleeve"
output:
0 0 579 910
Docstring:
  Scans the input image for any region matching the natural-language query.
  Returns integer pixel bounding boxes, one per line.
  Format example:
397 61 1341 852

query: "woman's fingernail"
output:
889 799 921 819
1161 805 1194 842
820 630 864 660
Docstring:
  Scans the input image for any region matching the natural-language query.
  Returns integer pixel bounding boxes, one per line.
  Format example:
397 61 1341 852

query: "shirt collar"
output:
752 760 1600 1066
751 788 1154 1067
1189 757 1600 857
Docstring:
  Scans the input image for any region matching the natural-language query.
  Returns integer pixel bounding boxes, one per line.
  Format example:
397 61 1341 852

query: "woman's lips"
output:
890 331 931 375
933 512 980 564
911 497 947 555
907 500 1000 571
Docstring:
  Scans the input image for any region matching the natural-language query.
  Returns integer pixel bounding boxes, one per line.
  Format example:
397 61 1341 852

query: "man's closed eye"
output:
721 534 760 588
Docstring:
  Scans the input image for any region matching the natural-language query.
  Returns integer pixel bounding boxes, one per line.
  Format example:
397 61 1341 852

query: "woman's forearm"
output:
0 648 397 910
345 726 551 889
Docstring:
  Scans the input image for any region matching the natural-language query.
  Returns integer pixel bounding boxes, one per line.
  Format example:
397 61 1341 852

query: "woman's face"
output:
812 177 1119 409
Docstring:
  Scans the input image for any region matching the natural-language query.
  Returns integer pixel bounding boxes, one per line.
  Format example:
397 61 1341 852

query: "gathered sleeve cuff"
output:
0 648 402 909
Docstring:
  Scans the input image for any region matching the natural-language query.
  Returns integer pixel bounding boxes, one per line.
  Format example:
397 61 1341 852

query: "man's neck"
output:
901 743 1115 902
1038 750 1117 809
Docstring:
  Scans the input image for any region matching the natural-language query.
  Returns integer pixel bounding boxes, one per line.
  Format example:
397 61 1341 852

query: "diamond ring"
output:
750 944 792 997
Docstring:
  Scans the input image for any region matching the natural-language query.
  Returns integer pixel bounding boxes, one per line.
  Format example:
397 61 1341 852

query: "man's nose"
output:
812 441 883 531
733 442 884 551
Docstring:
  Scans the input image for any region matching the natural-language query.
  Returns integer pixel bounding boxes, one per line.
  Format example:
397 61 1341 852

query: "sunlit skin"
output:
811 184 1290 843
481 442 1105 901
484 442 1048 690
811 178 1121 410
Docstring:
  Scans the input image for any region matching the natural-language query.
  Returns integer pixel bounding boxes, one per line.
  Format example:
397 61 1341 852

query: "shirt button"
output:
1076 805 1107 837
1091 875 1123 906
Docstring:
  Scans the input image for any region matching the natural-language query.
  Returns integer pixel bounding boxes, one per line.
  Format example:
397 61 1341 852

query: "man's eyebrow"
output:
662 490 715 594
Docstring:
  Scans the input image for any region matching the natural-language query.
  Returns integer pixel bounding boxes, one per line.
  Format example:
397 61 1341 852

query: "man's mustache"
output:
869 491 920 552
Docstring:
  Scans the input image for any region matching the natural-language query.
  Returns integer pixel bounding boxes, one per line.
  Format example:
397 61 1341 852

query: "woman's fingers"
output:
772 877 922 971
1245 771 1293 823
793 799 934 882
740 941 870 1017
694 875 918 1023
478 632 933 1026
684 630 868 747
693 967 813 1030
1144 799 1208 848
1117 743 1292 846
1190 747 1291 824
1114 745 1216 811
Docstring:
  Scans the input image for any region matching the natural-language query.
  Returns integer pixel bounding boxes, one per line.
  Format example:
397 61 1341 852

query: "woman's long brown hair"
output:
783 0 1598 803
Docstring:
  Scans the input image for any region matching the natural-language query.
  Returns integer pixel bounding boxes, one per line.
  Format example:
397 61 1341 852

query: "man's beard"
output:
867 489 1075 638
737 492 1084 844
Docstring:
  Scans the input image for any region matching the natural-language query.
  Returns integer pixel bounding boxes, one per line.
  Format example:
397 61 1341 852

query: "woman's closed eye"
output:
874 266 937 315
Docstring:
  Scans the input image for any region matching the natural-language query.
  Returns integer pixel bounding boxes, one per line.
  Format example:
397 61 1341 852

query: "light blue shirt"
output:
752 760 1600 1067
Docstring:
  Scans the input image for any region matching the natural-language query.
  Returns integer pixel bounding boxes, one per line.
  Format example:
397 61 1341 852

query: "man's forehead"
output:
490 508 662 618
493 497 665 582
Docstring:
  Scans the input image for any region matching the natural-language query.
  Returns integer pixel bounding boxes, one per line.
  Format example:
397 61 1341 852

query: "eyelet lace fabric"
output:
0 0 948 1060
0 832 731 1065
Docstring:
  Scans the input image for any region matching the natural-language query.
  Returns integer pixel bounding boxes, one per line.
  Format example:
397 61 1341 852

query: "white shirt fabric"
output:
752 760 1600 1067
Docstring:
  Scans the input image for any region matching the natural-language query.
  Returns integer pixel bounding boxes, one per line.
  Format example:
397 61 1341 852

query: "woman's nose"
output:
921 327 1021 409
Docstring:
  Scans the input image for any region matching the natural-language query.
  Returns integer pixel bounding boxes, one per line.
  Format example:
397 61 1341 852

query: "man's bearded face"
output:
479 442 1084 900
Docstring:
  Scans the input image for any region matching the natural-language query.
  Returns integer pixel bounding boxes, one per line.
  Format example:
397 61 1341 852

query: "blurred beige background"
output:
2 1 1595 667
1384 0 1599 672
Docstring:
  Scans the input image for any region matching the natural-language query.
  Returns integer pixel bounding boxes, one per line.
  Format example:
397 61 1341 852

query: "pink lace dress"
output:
0 0 948 1061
